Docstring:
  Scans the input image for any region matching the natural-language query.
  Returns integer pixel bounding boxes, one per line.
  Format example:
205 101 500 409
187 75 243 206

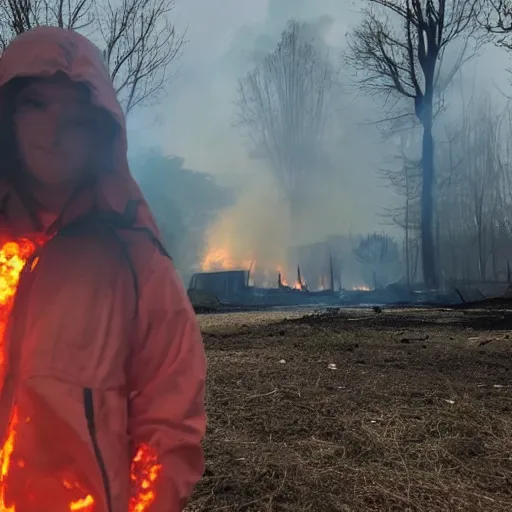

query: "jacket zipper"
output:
83 388 113 512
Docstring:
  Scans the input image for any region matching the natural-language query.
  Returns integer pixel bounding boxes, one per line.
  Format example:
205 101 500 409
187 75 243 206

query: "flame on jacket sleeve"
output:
129 444 162 512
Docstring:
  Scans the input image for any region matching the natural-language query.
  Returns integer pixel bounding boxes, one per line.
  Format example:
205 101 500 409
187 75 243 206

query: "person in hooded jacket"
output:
0 26 206 512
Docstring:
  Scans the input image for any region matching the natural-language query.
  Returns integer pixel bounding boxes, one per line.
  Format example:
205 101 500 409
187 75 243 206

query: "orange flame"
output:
64 480 94 512
0 239 40 348
0 239 40 512
69 495 94 512
129 444 162 512
0 407 17 512
201 247 253 272
276 266 288 287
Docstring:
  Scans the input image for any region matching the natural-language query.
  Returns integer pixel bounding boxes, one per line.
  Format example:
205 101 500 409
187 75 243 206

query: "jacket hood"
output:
0 26 160 236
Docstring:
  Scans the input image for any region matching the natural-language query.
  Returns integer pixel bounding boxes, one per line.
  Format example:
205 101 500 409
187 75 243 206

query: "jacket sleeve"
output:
127 248 206 512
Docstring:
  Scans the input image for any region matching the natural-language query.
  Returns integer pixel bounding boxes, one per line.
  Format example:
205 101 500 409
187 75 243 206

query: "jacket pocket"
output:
83 387 113 512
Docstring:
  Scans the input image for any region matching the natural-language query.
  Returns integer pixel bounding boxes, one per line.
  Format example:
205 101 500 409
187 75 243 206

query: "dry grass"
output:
197 310 303 331
189 308 512 511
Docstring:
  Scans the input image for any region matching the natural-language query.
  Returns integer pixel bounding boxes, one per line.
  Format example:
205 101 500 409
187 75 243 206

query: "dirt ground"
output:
188 307 512 512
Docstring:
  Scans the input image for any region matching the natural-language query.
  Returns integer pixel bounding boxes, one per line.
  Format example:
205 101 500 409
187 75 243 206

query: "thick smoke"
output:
128 0 511 286
168 0 398 282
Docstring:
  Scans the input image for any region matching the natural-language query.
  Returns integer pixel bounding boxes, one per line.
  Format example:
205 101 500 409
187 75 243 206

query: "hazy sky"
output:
129 0 362 172
128 0 385 240
128 0 511 245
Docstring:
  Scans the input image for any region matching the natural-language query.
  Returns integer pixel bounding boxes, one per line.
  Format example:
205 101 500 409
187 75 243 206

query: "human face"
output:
13 75 97 187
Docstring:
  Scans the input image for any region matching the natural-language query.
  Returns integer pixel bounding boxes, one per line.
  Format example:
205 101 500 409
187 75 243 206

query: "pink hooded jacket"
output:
0 26 206 512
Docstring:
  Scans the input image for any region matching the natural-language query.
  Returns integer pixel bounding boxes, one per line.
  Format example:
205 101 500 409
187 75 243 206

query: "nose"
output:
43 105 67 148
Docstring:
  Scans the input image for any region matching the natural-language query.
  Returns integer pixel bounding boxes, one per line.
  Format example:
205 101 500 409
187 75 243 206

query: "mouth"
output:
33 147 68 160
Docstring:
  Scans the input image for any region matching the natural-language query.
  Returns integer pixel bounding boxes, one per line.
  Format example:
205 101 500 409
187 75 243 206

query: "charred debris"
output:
186 262 467 313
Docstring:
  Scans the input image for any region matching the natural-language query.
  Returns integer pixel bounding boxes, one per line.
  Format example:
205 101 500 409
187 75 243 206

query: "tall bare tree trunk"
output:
405 219 411 288
347 0 481 287
420 111 438 288
404 164 411 288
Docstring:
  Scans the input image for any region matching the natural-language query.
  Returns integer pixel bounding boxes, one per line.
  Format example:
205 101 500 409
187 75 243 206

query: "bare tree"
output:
435 91 512 284
462 99 503 280
0 0 93 44
483 1 512 49
353 233 401 289
0 0 185 114
96 0 184 113
347 0 480 289
236 20 334 220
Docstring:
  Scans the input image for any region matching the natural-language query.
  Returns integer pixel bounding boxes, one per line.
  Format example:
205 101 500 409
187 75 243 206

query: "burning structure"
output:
193 226 465 310
190 232 377 310
188 266 339 311
194 186 413 309
199 232 372 291
200 241 314 293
